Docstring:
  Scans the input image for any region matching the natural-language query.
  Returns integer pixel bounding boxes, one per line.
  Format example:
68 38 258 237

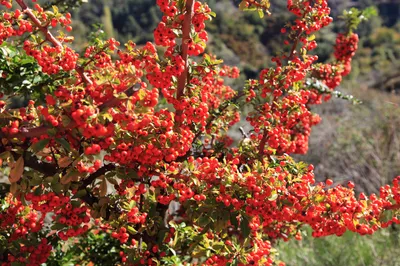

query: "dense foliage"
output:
0 0 399 265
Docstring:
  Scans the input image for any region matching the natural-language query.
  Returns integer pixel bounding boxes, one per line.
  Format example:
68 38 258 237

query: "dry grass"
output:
300 84 400 194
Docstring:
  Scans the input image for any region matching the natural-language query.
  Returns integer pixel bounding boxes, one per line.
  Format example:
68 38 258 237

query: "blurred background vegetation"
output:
5 0 400 264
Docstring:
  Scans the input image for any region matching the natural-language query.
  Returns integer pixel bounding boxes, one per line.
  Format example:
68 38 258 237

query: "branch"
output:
1 142 57 177
288 12 306 60
258 129 268 156
3 149 58 177
7 125 57 139
258 95 279 156
384 203 400 211
78 164 115 207
22 152 58 176
80 164 115 189
0 121 75 141
288 31 303 59
15 0 62 47
15 0 92 85
98 84 140 109
176 0 194 100
239 127 249 139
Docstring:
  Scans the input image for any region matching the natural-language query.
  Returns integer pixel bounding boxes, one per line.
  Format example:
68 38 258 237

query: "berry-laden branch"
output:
15 0 92 85
16 151 58 177
15 0 62 47
0 83 140 140
176 0 194 100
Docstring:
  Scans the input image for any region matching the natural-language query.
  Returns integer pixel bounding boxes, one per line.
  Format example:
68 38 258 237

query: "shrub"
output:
0 1 398 265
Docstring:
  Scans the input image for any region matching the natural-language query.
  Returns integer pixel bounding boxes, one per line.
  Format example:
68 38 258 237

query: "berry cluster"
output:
155 0 212 56
0 196 54 265
4 238 52 266
334 33 359 76
23 42 78 74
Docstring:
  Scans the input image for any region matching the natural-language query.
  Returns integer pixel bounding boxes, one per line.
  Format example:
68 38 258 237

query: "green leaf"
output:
138 89 146 100
52 5 59 14
73 189 87 199
268 191 278 201
30 139 49 153
230 259 239 266
307 34 315 41
197 214 210 227
56 138 71 152
240 216 250 238
0 151 12 161
51 223 65 230
258 9 264 18
47 128 57 136
230 214 239 228
212 242 225 252
315 194 326 203
102 113 113 122
208 11 216 17
177 0 185 10
106 176 118 185
114 92 128 99
192 249 208 258
33 186 42 196
127 226 138 234
11 262 25 266
61 169 80 185
30 175 43 186
61 115 71 127
362 6 378 19
52 182 64 194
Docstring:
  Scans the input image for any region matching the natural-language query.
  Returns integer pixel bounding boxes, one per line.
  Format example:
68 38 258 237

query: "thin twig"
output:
176 0 194 100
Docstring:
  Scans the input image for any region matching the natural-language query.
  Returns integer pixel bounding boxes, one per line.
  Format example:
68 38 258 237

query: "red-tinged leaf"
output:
61 169 80 185
9 156 24 183
58 157 72 168
10 182 18 195
99 176 107 197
